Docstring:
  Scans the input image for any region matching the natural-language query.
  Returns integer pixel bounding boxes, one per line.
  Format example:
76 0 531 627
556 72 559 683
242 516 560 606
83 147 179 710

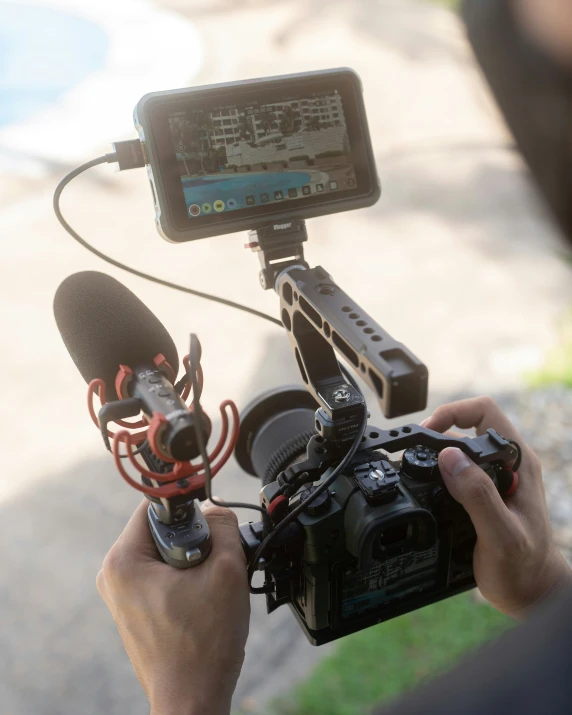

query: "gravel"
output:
496 386 572 560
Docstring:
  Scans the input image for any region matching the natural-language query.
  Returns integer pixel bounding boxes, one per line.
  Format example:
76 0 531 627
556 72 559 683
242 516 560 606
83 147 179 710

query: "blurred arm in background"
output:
461 0 572 244
515 0 572 67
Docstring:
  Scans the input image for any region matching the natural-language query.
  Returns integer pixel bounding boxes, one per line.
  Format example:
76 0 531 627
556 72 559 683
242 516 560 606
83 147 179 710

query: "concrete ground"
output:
1 1 572 713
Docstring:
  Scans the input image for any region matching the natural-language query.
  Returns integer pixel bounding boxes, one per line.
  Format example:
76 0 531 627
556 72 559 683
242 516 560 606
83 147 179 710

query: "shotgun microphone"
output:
53 270 205 462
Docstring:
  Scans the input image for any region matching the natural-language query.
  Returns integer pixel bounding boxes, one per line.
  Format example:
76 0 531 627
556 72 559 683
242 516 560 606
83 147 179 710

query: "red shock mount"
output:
87 353 239 500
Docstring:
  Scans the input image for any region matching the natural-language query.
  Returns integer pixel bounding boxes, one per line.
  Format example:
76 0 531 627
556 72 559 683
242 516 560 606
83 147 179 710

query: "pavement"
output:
1 1 572 713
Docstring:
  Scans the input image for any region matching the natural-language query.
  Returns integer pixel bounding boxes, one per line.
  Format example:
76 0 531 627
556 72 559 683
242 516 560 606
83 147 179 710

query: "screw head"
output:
369 469 385 482
333 388 351 403
193 523 203 530
165 532 175 539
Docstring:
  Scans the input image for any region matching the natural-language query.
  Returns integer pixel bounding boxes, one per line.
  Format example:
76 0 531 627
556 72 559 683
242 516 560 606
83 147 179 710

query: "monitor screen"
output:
142 70 379 239
167 89 356 219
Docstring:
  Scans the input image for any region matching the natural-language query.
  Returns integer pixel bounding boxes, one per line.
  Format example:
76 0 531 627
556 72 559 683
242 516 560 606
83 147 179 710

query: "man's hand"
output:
423 396 572 620
96 500 249 715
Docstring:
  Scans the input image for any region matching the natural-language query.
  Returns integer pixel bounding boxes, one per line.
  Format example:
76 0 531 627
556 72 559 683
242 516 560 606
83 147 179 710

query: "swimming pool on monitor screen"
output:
182 170 331 213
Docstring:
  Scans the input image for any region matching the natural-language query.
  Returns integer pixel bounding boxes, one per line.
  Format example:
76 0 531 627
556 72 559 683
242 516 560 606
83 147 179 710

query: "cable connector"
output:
112 139 146 171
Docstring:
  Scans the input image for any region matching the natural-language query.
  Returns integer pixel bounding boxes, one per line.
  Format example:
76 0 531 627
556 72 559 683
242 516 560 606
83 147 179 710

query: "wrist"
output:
545 549 572 596
151 704 230 715
150 693 231 715
518 548 572 620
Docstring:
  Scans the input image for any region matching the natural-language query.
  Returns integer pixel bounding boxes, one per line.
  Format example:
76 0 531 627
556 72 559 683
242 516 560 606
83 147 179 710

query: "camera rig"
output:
53 141 521 645
232 219 520 642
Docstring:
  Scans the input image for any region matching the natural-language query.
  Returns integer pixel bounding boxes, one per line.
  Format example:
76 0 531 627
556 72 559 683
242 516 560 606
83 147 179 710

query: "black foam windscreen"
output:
54 271 179 400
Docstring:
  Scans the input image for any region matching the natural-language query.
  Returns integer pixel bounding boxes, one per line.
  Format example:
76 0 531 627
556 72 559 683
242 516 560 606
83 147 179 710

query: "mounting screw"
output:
193 523 203 530
333 388 351 403
165 532 175 539
369 469 385 482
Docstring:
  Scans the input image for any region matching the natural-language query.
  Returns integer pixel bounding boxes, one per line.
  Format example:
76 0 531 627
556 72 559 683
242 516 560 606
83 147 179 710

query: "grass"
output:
528 311 572 388
269 592 511 715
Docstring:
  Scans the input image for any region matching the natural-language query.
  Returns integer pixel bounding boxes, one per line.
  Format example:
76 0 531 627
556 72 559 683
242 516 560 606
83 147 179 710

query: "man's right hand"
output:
423 396 572 620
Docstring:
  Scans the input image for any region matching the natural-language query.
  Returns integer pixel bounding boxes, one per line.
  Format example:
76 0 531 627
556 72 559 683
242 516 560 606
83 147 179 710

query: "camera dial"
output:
402 446 440 482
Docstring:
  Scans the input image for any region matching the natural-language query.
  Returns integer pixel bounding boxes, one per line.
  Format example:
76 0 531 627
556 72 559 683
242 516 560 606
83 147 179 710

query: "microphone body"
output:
120 363 200 462
54 270 208 463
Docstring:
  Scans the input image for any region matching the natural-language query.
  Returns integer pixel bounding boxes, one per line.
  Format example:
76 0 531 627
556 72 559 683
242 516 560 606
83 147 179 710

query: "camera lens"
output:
235 387 318 485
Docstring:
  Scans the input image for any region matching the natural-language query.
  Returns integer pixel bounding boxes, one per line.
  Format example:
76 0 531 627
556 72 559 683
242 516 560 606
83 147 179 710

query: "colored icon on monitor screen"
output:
274 190 284 200
302 185 311 195
246 195 256 206
288 187 298 198
329 181 338 190
227 198 237 209
189 204 201 217
316 183 324 192
213 199 225 212
201 202 212 214
260 193 270 203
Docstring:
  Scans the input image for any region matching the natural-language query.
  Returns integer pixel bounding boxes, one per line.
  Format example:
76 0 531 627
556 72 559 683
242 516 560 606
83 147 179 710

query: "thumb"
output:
439 448 512 545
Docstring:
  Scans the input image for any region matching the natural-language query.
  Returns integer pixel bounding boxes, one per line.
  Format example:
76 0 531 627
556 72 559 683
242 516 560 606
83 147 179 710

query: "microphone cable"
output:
53 149 283 327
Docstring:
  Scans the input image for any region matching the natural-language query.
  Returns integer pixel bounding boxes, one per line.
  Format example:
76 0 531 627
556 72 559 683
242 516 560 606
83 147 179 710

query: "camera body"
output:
239 422 517 645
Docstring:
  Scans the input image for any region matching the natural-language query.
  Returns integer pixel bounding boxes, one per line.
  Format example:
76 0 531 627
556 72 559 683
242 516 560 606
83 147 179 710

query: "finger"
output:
424 396 523 443
201 505 244 559
439 448 517 545
505 448 546 519
444 428 467 439
426 398 542 507
420 419 470 440
114 498 160 563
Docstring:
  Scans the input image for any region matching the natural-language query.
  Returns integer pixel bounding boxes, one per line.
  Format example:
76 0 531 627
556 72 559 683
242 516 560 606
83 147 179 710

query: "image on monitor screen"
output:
167 89 356 218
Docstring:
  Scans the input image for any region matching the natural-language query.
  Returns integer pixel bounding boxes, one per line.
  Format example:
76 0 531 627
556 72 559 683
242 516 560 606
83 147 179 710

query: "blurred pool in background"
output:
0 2 108 127
0 0 204 169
